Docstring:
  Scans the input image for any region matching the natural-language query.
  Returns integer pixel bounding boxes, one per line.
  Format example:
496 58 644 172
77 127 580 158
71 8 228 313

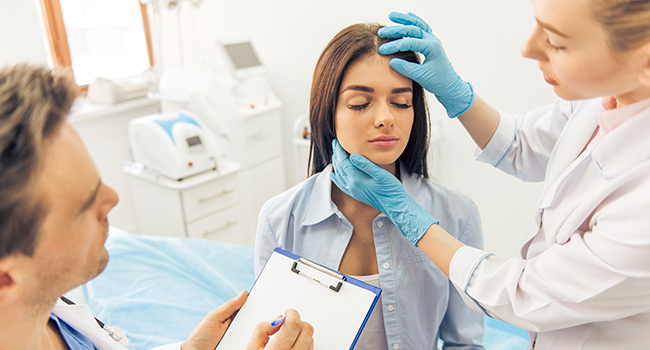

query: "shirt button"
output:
387 304 394 311
393 344 400 350
377 221 384 228
383 262 390 270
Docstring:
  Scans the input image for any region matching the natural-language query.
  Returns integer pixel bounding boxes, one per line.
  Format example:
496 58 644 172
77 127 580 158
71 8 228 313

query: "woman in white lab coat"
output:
330 1 650 349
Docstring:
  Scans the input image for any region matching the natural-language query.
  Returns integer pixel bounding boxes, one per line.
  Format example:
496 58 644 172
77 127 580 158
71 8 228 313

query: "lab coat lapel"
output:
51 300 127 350
592 105 650 179
554 106 650 245
520 102 600 256
537 101 601 208
523 103 650 254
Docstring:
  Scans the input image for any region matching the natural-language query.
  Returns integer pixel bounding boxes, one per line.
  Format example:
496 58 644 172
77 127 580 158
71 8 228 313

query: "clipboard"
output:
215 248 381 350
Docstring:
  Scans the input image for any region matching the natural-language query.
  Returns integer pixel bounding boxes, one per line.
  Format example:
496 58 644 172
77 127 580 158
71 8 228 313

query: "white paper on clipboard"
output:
215 248 381 350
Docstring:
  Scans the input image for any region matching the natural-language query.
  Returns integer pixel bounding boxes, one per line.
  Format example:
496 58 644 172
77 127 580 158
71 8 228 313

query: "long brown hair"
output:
308 23 430 178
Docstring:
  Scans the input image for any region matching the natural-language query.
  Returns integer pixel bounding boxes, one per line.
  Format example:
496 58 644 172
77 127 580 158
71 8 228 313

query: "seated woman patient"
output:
255 23 485 349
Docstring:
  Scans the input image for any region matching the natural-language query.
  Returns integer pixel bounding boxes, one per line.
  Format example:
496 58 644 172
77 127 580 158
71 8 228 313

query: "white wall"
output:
1 1 49 65
189 0 557 257
2 0 557 258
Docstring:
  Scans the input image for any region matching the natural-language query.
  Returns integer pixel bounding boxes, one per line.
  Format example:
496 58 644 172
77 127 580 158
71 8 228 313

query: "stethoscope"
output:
60 296 129 347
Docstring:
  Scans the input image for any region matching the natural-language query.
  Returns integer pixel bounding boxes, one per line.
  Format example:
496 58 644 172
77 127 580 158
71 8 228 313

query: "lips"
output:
369 135 399 147
544 74 559 86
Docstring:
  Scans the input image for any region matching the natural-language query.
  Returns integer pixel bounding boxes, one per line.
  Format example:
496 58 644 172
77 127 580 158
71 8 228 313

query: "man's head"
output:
0 63 118 307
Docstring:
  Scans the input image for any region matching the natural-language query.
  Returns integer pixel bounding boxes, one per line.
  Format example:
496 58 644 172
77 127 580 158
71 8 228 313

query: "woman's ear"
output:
638 41 650 86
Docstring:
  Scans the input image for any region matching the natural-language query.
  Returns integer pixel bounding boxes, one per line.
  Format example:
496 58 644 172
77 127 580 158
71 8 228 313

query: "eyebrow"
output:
340 85 413 94
536 18 569 38
78 179 102 216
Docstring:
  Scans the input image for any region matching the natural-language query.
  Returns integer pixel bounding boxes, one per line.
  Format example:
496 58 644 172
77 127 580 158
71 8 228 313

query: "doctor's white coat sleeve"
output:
448 98 650 332
475 98 573 182
449 179 650 332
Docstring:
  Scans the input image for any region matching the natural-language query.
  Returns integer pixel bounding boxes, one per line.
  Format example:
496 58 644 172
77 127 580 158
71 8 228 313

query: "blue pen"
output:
271 315 286 327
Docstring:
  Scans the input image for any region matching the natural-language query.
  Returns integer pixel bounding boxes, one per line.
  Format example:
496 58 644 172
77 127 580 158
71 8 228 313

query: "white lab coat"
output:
52 299 181 350
449 98 650 349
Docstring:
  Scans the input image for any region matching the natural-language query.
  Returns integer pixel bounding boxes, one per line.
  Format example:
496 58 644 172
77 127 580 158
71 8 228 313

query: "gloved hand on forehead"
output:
329 139 439 246
378 11 475 118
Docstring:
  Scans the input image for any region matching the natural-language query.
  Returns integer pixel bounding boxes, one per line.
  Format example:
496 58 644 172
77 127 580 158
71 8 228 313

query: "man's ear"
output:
0 257 23 305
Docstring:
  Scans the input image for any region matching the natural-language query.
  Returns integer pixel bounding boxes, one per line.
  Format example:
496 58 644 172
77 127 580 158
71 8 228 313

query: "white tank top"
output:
348 274 389 350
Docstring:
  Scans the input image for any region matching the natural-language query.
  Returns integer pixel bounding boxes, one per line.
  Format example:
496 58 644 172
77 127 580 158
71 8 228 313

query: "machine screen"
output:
224 42 261 70
186 136 202 147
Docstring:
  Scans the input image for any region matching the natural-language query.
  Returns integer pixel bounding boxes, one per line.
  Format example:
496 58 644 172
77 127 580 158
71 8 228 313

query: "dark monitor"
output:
186 135 202 147
223 42 261 70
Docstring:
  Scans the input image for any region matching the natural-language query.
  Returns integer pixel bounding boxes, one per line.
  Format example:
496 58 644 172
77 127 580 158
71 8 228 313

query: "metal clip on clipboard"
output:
291 258 346 292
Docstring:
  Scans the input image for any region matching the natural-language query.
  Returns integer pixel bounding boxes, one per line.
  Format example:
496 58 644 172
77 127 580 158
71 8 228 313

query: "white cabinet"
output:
125 159 247 246
153 75 287 247
215 103 287 247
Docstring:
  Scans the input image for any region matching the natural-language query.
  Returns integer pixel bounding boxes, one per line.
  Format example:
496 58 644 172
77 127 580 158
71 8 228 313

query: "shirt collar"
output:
593 100 650 178
300 163 426 226
301 164 338 226
596 96 650 137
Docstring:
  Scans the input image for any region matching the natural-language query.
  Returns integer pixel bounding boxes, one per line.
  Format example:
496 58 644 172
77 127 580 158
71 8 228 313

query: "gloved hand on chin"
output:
329 139 439 246
378 11 474 118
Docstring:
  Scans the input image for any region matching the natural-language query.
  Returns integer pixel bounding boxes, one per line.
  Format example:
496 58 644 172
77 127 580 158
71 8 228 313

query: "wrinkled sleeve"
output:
476 99 573 182
439 202 486 349
449 177 650 332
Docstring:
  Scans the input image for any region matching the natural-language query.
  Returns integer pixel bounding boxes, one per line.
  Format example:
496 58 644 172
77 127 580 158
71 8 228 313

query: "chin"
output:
553 86 594 101
88 249 109 281
363 154 400 167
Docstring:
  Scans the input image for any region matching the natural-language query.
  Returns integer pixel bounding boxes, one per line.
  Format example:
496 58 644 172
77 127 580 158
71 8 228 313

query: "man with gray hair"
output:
0 63 314 350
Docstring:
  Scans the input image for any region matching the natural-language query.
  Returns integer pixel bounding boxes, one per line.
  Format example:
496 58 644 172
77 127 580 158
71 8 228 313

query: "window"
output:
40 0 153 87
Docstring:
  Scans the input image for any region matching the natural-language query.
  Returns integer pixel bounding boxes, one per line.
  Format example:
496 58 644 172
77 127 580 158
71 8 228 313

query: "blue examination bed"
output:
82 227 529 350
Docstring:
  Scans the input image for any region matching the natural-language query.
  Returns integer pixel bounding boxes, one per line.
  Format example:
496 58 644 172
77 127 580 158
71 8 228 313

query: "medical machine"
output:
146 39 286 247
128 111 221 180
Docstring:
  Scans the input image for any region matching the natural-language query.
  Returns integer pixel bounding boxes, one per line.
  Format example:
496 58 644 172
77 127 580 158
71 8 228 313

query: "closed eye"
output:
348 102 370 111
392 103 412 109
545 39 565 51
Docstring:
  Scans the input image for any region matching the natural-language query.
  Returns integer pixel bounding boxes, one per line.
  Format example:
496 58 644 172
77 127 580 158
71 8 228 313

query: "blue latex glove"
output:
330 140 439 245
378 12 475 118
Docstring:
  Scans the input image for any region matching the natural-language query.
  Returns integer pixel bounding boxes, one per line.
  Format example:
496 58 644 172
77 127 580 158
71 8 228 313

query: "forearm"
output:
456 95 501 150
416 224 465 277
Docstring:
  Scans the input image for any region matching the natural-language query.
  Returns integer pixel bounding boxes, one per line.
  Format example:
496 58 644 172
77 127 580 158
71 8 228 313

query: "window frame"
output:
39 0 154 90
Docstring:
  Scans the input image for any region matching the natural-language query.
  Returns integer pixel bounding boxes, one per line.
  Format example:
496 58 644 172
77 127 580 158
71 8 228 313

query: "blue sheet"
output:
83 227 528 350
83 227 255 349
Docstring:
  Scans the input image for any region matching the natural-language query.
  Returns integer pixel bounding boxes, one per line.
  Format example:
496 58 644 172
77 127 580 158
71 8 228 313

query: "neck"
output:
331 162 399 215
613 85 650 108
0 297 62 350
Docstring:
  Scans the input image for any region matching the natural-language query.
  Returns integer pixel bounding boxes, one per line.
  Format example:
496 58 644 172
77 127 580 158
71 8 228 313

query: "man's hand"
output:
181 290 248 350
246 309 314 350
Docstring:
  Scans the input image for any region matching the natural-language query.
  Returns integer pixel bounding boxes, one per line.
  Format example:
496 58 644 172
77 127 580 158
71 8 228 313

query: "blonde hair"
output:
0 63 77 258
590 0 650 51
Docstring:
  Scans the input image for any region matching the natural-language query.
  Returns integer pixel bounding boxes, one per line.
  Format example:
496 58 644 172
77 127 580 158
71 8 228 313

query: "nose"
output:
98 183 119 221
521 24 548 62
374 102 395 128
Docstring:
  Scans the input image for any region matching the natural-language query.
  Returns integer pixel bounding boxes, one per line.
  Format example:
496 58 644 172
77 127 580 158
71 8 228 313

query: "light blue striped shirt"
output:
255 164 485 350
